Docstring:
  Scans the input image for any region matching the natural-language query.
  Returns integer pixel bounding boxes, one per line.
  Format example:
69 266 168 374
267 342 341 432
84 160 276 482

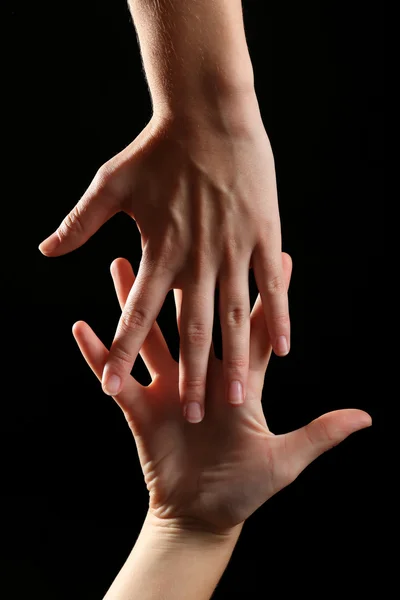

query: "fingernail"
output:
39 233 60 255
103 374 121 396
184 402 203 424
229 380 243 405
360 414 373 429
276 336 289 356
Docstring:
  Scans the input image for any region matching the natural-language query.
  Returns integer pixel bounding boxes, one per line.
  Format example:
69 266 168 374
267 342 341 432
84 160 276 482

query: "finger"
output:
283 409 372 482
102 255 174 396
249 253 292 383
173 287 216 364
72 320 147 424
252 234 291 357
110 258 174 380
218 260 251 406
178 277 216 424
39 168 117 257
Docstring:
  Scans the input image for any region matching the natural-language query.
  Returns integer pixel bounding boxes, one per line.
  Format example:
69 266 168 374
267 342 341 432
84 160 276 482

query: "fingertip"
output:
102 368 122 396
183 402 204 424
110 257 124 272
110 258 119 276
72 320 87 339
110 257 134 279
72 320 84 334
228 380 245 405
274 336 290 357
281 251 292 268
38 233 60 256
281 252 293 285
356 410 373 429
341 408 372 429
322 409 372 440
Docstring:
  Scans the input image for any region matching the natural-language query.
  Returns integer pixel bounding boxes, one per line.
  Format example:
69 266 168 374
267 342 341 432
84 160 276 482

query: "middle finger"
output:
178 275 216 424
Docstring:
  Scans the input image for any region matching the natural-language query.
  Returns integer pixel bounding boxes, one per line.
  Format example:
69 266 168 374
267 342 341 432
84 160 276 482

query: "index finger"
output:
101 257 174 395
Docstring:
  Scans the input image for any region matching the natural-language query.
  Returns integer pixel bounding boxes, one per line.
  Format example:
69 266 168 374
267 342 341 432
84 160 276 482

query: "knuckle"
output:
226 305 247 328
120 305 150 334
92 161 119 197
181 376 206 401
222 245 236 265
154 247 177 274
225 356 248 371
58 209 84 240
222 243 244 269
95 163 109 181
271 312 290 327
185 322 209 346
306 418 334 446
182 376 206 391
189 248 210 279
143 240 175 273
266 275 286 296
110 344 133 369
95 162 114 186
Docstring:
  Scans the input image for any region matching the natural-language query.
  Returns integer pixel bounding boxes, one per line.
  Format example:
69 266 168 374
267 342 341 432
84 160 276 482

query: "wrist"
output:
103 512 243 600
151 66 256 117
130 0 256 126
153 86 264 140
142 509 244 547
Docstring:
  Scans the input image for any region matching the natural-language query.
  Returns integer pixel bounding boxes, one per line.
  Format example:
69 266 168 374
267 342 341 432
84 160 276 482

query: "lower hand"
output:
73 253 371 533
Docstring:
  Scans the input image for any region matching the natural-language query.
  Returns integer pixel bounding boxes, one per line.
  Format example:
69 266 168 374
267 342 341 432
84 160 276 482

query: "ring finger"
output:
219 256 251 406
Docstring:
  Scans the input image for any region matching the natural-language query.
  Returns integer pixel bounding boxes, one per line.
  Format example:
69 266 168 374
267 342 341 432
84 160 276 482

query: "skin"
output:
39 0 291 424
72 254 371 599
73 254 371 533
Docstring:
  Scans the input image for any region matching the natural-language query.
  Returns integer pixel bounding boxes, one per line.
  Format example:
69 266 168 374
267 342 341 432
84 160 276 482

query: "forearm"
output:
128 0 256 118
103 510 243 600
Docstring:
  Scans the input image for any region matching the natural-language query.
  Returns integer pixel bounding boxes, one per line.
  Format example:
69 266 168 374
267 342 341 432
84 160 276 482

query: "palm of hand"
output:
73 257 371 533
135 364 282 531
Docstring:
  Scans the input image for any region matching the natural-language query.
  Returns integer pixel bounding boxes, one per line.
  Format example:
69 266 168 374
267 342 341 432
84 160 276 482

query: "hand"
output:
72 253 371 534
40 106 290 421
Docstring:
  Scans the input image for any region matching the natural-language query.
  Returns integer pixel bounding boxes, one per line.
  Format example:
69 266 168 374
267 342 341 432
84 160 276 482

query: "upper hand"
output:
41 107 289 420
73 254 371 534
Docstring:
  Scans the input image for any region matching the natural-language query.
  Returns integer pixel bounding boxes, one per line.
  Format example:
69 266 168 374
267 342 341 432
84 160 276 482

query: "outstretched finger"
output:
218 259 251 406
110 258 175 380
101 254 174 396
248 252 292 386
173 288 217 366
177 276 216 424
283 409 372 483
72 320 148 425
252 234 291 358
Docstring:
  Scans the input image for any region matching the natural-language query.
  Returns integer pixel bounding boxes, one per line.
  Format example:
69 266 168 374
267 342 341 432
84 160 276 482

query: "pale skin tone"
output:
72 254 371 600
39 0 291 424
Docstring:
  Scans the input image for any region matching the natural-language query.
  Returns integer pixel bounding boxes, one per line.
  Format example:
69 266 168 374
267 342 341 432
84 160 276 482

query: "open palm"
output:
73 255 371 533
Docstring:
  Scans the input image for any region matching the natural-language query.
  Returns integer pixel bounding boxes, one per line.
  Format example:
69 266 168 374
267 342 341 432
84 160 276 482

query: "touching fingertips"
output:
229 380 244 405
184 402 204 424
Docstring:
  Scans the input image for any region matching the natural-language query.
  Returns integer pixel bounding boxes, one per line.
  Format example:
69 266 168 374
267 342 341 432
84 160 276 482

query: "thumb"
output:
284 409 372 479
39 168 118 256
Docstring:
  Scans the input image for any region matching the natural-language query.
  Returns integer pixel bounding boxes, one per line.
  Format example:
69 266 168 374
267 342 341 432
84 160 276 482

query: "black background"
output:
5 0 385 598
